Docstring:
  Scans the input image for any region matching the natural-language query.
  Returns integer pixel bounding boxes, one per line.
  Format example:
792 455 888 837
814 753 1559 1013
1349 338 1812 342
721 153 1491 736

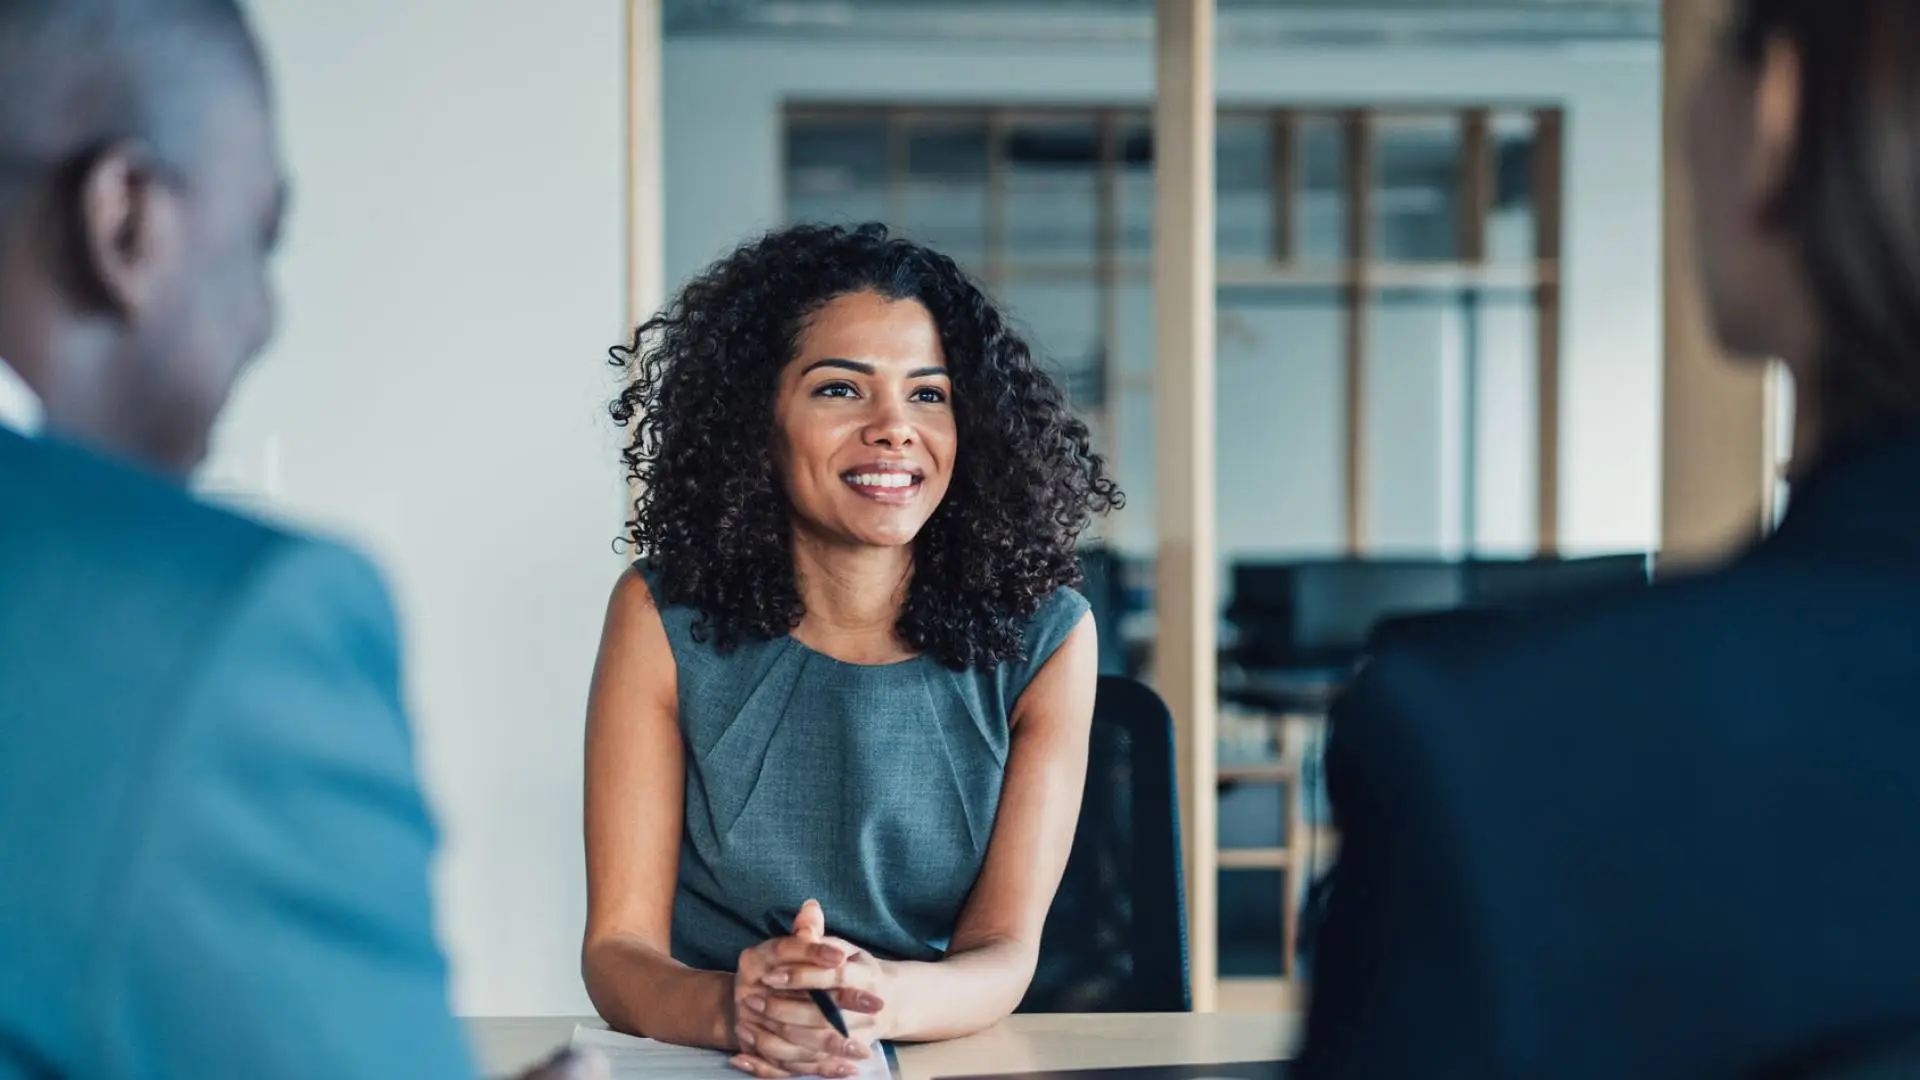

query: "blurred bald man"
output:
0 2 588 1076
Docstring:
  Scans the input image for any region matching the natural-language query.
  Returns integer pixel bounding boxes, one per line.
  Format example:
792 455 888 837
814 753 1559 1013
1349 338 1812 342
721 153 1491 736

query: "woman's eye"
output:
911 386 948 404
814 381 858 399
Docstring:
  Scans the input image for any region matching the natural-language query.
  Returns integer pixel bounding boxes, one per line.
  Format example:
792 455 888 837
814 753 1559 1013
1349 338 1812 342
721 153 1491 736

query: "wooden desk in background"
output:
470 1013 1299 1079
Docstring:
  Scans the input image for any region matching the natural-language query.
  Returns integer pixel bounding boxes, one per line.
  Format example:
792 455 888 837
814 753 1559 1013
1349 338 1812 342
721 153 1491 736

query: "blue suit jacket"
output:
1297 427 1920 1079
0 429 474 1078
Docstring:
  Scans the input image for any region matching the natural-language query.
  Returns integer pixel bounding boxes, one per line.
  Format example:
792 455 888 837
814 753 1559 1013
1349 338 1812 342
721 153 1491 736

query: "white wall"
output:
664 35 1664 556
206 0 627 1016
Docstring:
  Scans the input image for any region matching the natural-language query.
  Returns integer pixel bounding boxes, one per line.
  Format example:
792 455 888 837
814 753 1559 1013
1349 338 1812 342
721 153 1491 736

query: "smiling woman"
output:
583 223 1122 1078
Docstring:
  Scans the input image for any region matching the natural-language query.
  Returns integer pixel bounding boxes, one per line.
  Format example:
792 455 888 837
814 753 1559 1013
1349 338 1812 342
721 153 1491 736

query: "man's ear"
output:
73 141 185 317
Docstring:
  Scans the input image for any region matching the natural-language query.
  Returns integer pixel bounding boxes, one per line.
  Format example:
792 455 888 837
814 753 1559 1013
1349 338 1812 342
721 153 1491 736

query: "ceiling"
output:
663 0 1660 46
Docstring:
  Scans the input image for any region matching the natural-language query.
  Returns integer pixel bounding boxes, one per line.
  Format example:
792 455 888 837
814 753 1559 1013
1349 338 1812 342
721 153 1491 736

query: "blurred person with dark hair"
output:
583 223 1120 1077
1298 2 1920 1077
0 2 595 1076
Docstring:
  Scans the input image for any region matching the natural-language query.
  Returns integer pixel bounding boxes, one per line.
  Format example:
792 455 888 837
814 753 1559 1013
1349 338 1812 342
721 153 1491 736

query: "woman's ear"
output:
1751 31 1803 229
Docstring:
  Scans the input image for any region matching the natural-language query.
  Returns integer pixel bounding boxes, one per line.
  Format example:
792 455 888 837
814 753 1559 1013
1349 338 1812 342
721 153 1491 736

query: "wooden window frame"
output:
782 100 1565 557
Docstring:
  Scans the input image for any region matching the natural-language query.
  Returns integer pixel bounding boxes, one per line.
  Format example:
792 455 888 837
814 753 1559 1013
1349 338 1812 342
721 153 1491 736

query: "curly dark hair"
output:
610 222 1122 670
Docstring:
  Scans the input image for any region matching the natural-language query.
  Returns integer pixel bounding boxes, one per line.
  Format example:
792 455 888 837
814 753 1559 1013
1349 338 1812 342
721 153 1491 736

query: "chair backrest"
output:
1229 555 1655 673
1077 546 1131 677
1463 553 1652 611
1018 675 1191 1013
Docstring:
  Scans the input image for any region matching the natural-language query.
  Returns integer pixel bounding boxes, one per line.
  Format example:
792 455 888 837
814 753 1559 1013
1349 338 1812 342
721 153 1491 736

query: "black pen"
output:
768 914 851 1039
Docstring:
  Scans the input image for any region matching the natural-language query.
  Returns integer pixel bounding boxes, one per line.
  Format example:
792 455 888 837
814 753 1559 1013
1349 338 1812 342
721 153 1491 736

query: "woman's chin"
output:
793 511 926 551
804 505 932 550
852 527 924 550
839 516 929 550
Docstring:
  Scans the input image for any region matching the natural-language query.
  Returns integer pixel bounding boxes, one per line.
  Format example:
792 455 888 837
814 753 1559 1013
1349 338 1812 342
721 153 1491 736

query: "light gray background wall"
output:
208 0 629 1017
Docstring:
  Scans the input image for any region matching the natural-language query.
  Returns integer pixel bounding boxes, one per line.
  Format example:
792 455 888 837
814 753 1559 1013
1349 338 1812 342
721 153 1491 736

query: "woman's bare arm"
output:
581 570 735 1049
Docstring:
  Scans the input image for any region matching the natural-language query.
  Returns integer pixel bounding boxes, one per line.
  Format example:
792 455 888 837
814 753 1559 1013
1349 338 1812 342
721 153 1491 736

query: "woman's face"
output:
774 289 957 550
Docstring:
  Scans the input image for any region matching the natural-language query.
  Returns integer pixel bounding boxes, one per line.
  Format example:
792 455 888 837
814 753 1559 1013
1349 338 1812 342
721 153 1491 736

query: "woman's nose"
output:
863 400 915 448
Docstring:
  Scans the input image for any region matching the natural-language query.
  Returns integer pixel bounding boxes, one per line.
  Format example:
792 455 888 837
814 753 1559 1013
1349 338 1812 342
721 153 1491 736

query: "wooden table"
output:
470 1013 1299 1079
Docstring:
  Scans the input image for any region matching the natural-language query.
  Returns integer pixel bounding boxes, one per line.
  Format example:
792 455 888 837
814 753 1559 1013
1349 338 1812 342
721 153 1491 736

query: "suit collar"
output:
1764 425 1920 558
0 356 42 438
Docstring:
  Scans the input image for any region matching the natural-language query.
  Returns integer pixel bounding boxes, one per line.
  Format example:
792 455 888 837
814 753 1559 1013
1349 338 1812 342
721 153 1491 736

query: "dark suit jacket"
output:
0 429 474 1078
1297 428 1920 1080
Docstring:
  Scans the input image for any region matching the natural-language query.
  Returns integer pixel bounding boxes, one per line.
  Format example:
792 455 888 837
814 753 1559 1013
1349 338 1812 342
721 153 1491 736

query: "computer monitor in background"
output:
1226 554 1655 675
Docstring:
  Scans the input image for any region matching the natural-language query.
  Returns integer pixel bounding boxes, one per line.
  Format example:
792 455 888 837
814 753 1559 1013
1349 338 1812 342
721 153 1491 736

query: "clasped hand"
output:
730 899 890 1078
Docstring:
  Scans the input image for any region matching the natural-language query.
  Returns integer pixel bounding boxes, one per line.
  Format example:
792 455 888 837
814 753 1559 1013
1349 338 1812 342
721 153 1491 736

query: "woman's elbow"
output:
581 931 658 1034
581 935 624 1022
957 933 1043 1005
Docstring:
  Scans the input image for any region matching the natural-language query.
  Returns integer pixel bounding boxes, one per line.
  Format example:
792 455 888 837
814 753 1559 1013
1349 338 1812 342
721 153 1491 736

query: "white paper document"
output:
571 1025 893 1080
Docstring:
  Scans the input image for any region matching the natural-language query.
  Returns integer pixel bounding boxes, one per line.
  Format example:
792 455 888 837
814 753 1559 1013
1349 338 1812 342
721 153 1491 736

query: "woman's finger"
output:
752 990 881 1044
738 1021 850 1073
736 950 827 999
830 986 886 1014
753 1011 870 1061
762 936 848 969
753 993 850 1030
747 927 844 965
739 939 786 981
728 1053 792 1079
765 961 878 992
742 993 831 1037
794 899 827 941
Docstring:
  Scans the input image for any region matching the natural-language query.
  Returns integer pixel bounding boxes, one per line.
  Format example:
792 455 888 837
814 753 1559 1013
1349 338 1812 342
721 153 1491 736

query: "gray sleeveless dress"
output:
640 565 1089 971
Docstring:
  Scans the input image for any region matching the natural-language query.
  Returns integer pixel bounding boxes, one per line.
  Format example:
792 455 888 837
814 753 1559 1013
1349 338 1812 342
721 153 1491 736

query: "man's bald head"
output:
0 0 284 477
0 0 266 220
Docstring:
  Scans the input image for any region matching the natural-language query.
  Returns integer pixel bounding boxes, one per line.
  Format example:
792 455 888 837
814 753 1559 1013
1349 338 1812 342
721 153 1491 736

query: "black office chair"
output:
1463 553 1653 611
1019 675 1191 1013
1077 545 1131 678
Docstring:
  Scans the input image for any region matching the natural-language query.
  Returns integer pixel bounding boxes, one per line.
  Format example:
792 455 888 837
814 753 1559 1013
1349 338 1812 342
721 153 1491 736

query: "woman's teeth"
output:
846 473 917 489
